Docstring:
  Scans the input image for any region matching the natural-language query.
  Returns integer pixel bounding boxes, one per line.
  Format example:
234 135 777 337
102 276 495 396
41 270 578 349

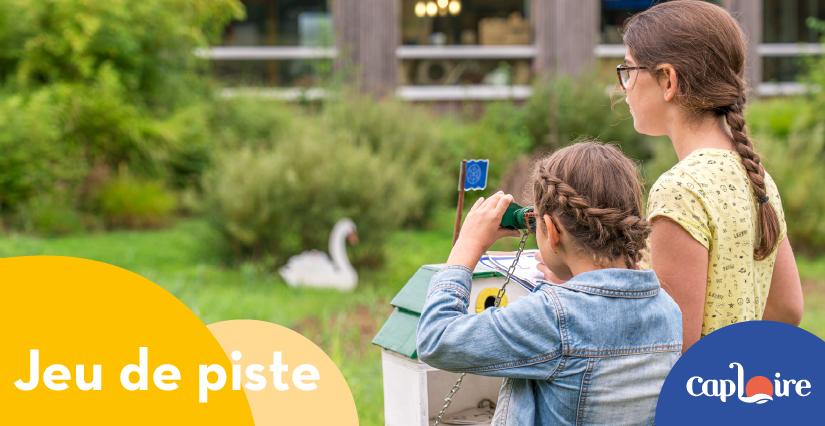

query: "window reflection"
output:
763 0 825 43
221 0 331 47
400 59 532 86
600 0 721 44
401 0 531 46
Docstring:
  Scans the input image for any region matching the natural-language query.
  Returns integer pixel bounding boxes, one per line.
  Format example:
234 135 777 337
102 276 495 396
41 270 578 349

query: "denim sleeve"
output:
415 265 563 380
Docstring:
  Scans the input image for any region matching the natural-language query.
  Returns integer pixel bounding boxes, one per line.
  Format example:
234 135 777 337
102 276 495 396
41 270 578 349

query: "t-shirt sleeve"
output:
647 171 712 250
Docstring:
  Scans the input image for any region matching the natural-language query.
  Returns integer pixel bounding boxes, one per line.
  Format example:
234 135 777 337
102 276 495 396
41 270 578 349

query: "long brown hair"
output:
532 141 650 268
623 0 780 260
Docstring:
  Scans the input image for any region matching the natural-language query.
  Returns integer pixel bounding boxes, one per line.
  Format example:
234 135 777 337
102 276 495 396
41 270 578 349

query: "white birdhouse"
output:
373 252 539 425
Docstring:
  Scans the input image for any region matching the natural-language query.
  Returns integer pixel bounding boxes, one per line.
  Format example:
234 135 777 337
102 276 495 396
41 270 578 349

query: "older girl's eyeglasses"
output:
616 64 648 91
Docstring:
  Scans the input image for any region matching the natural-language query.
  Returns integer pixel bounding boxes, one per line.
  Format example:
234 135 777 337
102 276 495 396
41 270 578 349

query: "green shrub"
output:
759 126 825 253
211 96 299 150
0 0 242 110
321 93 461 225
0 89 87 215
746 97 814 139
17 195 87 236
0 0 242 229
147 103 214 189
804 18 825 125
97 173 177 229
202 128 421 267
524 75 652 161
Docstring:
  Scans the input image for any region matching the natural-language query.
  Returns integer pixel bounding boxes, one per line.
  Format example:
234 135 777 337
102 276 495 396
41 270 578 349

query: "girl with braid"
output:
616 1 803 351
417 142 681 425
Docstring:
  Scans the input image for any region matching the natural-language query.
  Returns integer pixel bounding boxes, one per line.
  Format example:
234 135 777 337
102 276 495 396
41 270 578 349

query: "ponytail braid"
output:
723 94 781 260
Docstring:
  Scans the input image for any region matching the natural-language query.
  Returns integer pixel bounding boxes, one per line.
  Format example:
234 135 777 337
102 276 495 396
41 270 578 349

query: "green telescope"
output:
500 202 536 232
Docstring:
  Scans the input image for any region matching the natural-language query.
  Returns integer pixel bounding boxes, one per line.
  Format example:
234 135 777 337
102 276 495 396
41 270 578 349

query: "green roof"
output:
372 264 501 359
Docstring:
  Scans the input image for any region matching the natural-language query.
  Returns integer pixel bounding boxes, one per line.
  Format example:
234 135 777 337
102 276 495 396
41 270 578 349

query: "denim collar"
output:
544 268 661 298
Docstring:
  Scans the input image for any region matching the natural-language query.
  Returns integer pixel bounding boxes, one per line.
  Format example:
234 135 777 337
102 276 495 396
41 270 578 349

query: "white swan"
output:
278 218 359 291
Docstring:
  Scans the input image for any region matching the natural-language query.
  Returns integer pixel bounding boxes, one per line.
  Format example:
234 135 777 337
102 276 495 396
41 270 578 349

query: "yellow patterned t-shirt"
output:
646 148 786 336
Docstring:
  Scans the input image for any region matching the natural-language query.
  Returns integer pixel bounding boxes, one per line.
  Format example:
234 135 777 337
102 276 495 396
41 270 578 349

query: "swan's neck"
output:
329 225 355 274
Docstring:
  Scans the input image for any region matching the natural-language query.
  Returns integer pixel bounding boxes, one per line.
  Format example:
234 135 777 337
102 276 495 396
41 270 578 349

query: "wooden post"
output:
332 0 399 97
453 160 467 246
532 0 600 77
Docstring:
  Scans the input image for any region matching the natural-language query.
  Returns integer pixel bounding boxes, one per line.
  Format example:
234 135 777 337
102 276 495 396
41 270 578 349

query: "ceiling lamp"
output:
414 1 426 17
416 0 461 18
426 1 438 17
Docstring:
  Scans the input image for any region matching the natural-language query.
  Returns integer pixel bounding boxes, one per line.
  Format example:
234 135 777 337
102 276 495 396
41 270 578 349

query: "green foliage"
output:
210 96 298 150
202 91 541 267
97 172 177 229
0 0 242 229
805 17 825 118
322 93 464 225
523 75 652 161
759 126 825 253
0 0 243 110
746 97 815 139
17 195 87 236
0 89 87 214
203 128 421 267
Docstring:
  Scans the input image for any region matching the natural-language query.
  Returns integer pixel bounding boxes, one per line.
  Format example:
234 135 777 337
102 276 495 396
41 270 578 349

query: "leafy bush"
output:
523 75 652 161
759 126 825 253
746 97 814 139
210 96 299 150
321 93 464 225
804 18 825 124
203 128 421 267
0 0 242 110
97 173 177 229
17 195 87 236
0 0 242 229
0 89 87 215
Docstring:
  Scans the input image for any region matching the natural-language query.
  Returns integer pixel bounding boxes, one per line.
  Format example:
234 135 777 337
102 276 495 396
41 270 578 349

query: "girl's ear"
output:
658 64 678 102
542 214 561 252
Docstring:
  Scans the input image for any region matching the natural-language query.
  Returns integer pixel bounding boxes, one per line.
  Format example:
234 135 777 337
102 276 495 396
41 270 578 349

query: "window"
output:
763 0 825 43
211 0 333 88
401 0 530 46
399 0 533 99
222 0 331 46
762 0 825 82
600 0 721 44
600 0 655 44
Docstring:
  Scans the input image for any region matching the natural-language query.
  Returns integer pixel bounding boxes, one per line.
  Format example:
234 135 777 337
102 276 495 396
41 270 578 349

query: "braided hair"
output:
532 142 650 268
623 0 780 259
721 93 780 259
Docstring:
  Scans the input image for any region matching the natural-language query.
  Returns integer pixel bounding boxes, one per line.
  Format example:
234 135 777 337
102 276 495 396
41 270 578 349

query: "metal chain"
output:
433 230 531 426
495 231 530 308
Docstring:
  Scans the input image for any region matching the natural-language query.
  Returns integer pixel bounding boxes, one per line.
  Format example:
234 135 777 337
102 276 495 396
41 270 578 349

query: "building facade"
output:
206 0 825 100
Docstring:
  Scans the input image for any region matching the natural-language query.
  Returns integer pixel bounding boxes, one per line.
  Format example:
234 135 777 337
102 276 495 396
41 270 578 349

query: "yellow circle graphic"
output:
0 256 358 425
475 287 508 313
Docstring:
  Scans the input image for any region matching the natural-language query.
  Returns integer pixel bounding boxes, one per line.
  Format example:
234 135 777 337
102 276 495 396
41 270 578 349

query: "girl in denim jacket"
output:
417 142 682 425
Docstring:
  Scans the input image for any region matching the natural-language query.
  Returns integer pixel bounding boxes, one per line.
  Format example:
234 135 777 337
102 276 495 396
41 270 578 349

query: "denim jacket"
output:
416 265 682 426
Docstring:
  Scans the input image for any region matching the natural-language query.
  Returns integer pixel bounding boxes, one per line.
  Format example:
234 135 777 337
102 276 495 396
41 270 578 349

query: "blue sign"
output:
656 321 825 425
463 159 489 191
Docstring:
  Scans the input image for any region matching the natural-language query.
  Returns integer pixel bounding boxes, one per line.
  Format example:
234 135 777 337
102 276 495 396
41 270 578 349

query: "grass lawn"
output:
1 211 823 425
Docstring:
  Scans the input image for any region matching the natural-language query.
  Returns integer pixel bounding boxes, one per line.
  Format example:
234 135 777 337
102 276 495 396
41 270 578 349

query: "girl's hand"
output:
447 192 521 270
